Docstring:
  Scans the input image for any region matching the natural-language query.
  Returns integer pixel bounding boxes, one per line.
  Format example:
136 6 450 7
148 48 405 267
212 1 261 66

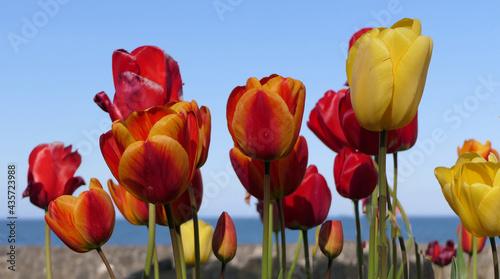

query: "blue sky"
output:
2 1 500 220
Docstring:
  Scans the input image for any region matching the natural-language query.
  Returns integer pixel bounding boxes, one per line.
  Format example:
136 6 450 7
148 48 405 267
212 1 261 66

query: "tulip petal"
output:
112 120 137 151
350 36 394 131
100 131 122 181
123 106 176 141
118 135 190 204
477 185 500 237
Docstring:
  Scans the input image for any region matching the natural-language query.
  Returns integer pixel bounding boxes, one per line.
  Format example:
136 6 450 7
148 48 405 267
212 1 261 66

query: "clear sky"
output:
2 1 500 220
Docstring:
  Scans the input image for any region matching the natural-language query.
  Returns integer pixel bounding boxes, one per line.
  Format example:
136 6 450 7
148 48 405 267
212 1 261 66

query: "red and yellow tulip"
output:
457 223 487 256
227 74 305 161
458 139 498 160
318 220 344 260
45 178 115 253
108 179 149 226
212 212 237 263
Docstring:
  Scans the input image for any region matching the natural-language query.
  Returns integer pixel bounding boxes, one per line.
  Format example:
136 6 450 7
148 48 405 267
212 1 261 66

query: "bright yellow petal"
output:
390 18 422 35
434 167 453 187
477 186 500 237
458 181 485 237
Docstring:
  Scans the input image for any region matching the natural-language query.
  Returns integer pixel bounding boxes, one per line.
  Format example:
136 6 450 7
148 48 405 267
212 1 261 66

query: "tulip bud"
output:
318 221 344 260
457 223 486 255
212 212 237 263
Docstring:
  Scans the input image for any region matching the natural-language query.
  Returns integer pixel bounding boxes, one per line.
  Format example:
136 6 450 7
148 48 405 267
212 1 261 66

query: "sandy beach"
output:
1 242 497 278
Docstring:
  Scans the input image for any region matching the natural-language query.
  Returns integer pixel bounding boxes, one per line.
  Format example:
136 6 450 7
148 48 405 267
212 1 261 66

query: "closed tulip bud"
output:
23 142 86 210
227 75 305 161
425 240 456 267
181 219 214 266
212 212 237 263
457 223 486 255
319 221 344 260
45 178 115 253
334 146 378 200
346 18 433 131
457 139 498 160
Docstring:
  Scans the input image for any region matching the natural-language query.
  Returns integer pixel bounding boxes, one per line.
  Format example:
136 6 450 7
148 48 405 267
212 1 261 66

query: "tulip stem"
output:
368 190 378 279
398 237 408 279
165 203 185 279
490 237 499 279
220 262 226 279
44 216 53 279
287 230 302 279
378 130 388 279
275 232 281 271
302 229 311 279
176 225 187 279
96 247 116 279
262 161 271 279
414 242 422 279
472 236 477 279
154 245 160 279
327 258 333 279
353 200 364 279
188 183 201 279
144 203 156 279
276 199 287 277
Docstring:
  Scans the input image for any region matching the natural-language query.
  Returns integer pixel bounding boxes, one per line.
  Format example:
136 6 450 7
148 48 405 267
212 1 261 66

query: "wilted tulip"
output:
94 45 183 121
319 221 344 260
45 178 115 253
281 165 331 230
227 74 305 161
100 106 199 205
458 139 498 160
334 146 377 200
346 18 433 131
23 142 85 210
457 223 487 255
435 152 500 237
425 240 456 267
212 212 237 263
230 136 308 200
307 89 349 153
181 219 214 266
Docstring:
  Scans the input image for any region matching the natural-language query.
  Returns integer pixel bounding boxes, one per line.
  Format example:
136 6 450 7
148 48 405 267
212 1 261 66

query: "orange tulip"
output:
212 212 237 263
108 179 149 226
457 139 498 160
457 223 486 255
100 106 199 205
227 74 306 161
319 220 344 260
45 178 115 253
230 135 308 200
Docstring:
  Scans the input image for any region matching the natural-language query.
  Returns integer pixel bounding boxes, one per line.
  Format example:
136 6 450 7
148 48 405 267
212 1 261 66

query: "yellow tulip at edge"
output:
181 219 214 265
346 18 433 132
435 152 500 237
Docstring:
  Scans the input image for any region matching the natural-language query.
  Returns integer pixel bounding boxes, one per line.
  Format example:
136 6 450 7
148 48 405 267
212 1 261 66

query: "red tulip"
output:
230 136 308 200
391 113 418 152
425 240 456 267
338 89 401 155
23 142 86 210
94 45 183 121
100 106 199 205
281 165 331 230
319 220 344 260
156 170 203 226
108 179 149 226
307 89 349 153
45 178 115 253
348 28 373 50
212 212 237 263
334 146 377 200
457 223 487 255
227 74 306 161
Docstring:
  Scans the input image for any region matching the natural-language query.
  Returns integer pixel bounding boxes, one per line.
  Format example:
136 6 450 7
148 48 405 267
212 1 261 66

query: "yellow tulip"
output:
435 152 500 237
346 18 433 131
181 219 214 265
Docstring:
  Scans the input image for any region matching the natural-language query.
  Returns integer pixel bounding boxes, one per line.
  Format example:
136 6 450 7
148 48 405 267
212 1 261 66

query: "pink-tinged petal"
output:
212 212 237 263
99 131 122 181
232 89 295 161
45 195 90 253
74 178 115 248
118 136 190 205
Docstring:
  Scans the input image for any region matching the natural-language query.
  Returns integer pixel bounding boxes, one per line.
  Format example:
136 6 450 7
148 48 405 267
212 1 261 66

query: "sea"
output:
1 216 463 246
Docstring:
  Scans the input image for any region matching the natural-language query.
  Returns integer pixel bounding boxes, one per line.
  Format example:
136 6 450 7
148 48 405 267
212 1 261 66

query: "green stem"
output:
353 200 364 279
327 258 333 279
262 161 271 279
491 237 499 279
398 237 408 279
165 204 184 279
368 189 378 279
275 232 281 272
144 203 156 279
220 262 226 279
44 216 52 279
287 230 302 279
276 199 287 278
392 237 397 279
378 130 388 279
414 242 421 279
472 236 477 279
154 245 159 279
268 202 273 278
176 224 187 279
302 229 311 279
97 247 116 279
187 184 201 279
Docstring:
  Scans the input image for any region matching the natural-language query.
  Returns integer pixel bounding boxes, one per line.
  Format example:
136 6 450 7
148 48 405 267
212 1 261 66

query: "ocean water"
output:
2 216 462 247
